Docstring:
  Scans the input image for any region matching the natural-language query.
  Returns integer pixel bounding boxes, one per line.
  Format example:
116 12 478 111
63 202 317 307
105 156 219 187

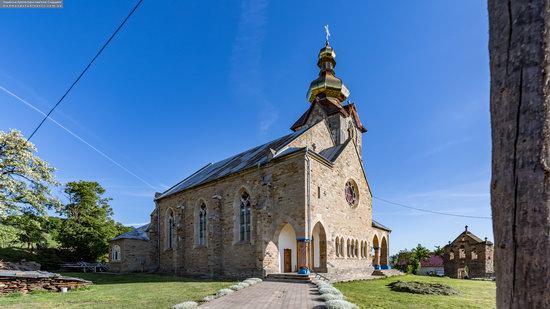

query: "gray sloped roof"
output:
156 129 307 200
319 140 349 162
372 219 391 232
111 224 150 241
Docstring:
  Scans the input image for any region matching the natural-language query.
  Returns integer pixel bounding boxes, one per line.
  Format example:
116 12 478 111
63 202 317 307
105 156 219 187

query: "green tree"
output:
410 244 431 274
433 245 445 257
0 223 18 248
4 213 47 251
0 129 60 218
56 181 121 261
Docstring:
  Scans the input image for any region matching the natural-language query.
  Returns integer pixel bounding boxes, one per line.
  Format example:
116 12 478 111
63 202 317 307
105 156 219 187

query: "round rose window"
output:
345 180 358 207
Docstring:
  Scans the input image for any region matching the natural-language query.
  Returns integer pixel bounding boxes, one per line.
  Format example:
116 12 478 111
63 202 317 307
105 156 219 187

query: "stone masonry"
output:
443 226 494 279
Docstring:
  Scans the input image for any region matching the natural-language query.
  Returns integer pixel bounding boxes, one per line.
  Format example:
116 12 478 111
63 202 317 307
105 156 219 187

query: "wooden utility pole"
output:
488 0 550 307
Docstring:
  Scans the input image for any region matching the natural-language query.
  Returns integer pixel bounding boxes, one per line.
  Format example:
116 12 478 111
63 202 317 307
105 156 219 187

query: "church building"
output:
109 38 392 281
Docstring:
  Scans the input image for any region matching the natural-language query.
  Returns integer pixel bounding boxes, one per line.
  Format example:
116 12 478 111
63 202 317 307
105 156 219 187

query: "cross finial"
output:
324 24 330 44
465 225 468 231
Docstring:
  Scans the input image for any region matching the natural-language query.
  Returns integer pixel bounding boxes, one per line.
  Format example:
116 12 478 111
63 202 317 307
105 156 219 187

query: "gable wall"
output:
443 233 494 278
308 139 375 279
287 120 334 153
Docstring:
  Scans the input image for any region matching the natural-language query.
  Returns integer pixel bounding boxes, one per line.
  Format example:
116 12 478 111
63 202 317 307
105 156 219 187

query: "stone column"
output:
373 246 381 270
297 238 310 274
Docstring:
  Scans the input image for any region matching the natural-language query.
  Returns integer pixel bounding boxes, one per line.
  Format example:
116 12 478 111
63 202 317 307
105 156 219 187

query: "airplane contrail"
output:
0 85 158 191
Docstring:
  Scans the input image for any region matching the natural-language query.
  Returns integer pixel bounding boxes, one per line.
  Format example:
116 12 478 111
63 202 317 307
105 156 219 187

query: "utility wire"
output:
1 86 158 191
27 0 144 141
373 196 492 219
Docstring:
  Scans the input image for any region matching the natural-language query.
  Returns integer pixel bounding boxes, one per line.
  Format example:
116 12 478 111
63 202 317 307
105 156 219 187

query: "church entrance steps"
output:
265 273 313 283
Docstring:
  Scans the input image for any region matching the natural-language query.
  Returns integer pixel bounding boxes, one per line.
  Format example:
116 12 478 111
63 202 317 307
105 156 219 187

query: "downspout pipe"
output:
297 149 312 275
154 199 161 271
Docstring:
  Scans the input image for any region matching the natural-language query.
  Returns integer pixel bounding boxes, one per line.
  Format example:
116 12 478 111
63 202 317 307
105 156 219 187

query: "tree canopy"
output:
0 129 60 218
56 181 130 261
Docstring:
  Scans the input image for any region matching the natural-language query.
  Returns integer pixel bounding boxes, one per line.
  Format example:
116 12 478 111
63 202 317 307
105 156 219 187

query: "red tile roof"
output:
420 254 444 267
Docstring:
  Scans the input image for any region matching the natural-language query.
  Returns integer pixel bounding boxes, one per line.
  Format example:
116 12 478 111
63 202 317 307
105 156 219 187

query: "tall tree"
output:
0 129 60 218
488 1 550 307
57 181 121 261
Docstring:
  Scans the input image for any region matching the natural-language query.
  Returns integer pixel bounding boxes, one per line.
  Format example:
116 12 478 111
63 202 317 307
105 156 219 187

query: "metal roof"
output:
111 224 150 241
372 219 391 232
319 140 349 162
156 129 307 200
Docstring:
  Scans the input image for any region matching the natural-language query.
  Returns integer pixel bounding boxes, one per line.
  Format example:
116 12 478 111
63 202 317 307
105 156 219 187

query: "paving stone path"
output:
199 281 326 309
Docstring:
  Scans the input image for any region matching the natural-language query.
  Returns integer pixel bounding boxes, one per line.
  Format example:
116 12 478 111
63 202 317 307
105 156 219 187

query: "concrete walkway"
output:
199 281 326 309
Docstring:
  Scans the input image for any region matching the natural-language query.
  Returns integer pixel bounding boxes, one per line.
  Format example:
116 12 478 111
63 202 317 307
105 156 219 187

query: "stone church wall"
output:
153 152 306 278
108 239 152 273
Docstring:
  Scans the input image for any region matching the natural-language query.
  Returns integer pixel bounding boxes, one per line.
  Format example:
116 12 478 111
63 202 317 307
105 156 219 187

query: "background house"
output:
418 254 444 276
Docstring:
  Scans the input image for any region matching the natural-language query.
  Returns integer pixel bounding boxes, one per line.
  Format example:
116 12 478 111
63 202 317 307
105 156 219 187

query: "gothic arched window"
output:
471 250 478 260
239 192 251 241
112 245 121 262
336 237 340 257
198 203 207 246
166 209 175 250
450 250 455 260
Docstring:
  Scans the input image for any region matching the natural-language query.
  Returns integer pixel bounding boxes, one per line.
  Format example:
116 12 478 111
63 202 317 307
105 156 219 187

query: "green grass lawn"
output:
0 272 234 309
335 275 496 309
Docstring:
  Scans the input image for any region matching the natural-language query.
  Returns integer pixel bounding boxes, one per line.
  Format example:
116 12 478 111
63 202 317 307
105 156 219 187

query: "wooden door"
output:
457 268 465 279
284 249 292 273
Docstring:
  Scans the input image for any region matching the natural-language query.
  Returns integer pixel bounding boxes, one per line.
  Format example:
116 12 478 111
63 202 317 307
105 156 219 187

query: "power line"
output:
373 196 492 219
27 0 144 141
1 86 158 191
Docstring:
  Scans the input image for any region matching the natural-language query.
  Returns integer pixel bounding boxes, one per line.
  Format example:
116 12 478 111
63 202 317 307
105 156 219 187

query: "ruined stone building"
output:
443 226 494 279
109 40 392 280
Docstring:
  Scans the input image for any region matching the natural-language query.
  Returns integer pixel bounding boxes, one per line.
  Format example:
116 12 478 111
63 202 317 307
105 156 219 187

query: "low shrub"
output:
202 295 217 302
325 299 359 309
216 288 234 297
387 280 459 295
316 282 333 289
229 284 244 291
239 282 250 288
248 278 263 283
319 287 343 296
172 301 198 309
243 279 257 285
321 293 345 301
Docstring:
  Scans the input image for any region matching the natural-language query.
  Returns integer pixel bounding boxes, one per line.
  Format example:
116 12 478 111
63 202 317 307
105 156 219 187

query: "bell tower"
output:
292 26 366 152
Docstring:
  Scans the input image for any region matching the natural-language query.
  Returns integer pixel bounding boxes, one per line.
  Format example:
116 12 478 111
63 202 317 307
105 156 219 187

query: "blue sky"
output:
0 1 491 255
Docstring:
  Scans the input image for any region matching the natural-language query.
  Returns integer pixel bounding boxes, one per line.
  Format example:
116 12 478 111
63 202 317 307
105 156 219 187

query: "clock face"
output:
345 180 358 206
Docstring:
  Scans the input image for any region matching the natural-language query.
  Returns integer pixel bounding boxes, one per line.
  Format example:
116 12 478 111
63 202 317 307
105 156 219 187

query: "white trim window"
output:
112 245 121 262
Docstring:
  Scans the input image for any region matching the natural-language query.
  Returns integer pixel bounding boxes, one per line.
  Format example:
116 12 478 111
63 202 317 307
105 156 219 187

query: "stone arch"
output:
263 240 279 274
335 237 340 257
347 238 351 257
311 222 327 272
355 239 359 258
372 234 380 268
381 236 389 268
276 222 298 273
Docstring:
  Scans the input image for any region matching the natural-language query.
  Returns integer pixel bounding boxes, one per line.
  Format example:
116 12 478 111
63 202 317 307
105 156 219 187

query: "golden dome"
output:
306 42 350 103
